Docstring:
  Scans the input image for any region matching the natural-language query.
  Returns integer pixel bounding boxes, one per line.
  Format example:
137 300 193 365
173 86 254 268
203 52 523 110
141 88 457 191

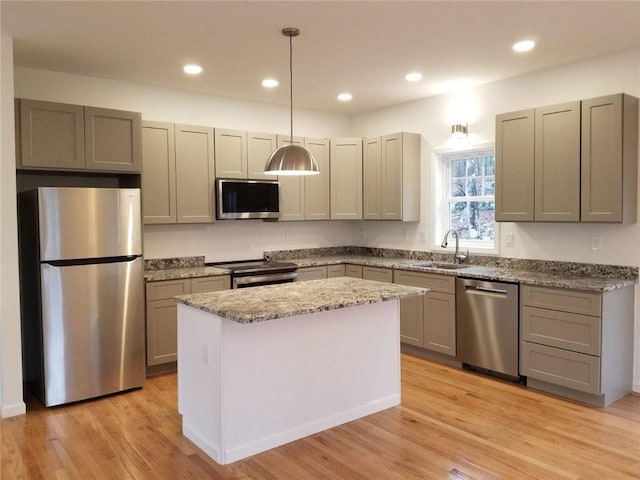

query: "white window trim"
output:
432 143 499 255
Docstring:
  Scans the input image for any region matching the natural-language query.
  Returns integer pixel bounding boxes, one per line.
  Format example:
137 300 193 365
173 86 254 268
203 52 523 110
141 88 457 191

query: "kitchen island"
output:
175 277 426 464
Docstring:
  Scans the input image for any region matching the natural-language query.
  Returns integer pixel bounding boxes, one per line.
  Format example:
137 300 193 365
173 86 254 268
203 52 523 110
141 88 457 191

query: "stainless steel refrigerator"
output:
18 187 145 407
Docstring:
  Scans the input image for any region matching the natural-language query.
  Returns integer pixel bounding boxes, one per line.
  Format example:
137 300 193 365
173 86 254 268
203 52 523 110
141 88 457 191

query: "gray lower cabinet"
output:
296 266 327 282
345 264 363 278
327 264 346 277
145 276 230 371
362 266 393 283
393 270 456 356
520 285 633 407
17 98 142 173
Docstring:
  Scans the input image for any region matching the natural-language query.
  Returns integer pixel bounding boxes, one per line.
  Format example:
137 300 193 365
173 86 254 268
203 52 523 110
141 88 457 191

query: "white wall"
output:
0 34 26 417
350 46 640 391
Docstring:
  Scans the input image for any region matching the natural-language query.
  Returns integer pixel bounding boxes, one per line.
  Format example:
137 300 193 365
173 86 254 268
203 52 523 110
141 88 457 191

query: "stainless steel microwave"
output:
216 179 280 220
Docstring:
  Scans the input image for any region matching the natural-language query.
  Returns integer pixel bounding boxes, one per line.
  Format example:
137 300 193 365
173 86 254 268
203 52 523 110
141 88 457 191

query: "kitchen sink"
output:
411 261 469 270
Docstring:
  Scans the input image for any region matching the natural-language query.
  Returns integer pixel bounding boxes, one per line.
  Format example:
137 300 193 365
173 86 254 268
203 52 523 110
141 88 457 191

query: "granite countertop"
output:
144 266 230 282
290 255 635 292
175 277 427 324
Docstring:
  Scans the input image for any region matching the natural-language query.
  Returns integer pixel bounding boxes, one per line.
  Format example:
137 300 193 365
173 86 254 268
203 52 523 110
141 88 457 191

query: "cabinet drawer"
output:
146 279 191 301
362 266 393 283
297 266 328 282
345 264 363 278
327 264 346 278
393 270 455 294
190 275 230 293
521 285 601 316
521 306 601 355
521 342 601 395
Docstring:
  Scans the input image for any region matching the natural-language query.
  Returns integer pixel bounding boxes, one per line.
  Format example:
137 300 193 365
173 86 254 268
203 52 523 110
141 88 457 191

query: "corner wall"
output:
0 34 26 417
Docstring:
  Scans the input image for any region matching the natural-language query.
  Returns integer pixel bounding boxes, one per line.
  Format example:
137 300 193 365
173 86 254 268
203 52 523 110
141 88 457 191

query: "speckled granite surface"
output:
145 256 205 270
176 277 426 323
145 265 230 282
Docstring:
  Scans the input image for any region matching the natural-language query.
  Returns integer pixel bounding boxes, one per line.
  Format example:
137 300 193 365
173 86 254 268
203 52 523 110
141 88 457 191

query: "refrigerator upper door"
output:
38 187 142 261
40 257 145 406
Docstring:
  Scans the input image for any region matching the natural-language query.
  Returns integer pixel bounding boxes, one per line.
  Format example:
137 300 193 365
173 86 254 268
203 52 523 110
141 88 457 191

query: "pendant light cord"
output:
289 32 293 142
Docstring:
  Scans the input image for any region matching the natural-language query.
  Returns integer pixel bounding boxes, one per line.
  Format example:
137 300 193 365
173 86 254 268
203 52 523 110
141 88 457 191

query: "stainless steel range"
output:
207 260 298 288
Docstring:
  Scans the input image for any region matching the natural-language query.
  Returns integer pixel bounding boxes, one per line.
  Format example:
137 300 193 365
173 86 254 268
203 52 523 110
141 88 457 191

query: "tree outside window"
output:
445 149 496 246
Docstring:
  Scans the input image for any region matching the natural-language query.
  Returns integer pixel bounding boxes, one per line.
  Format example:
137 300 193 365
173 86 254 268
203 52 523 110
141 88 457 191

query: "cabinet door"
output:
248 131 277 180
296 266 327 282
142 121 176 224
363 136 382 219
581 94 625 223
381 133 403 220
215 128 247 179
345 264 363 278
277 135 306 221
19 99 85 170
190 275 230 293
304 138 331 220
85 107 142 172
327 264 346 278
495 109 534 221
362 266 393 283
399 296 424 347
330 138 363 220
146 298 179 366
424 292 456 356
175 124 215 223
534 102 581 222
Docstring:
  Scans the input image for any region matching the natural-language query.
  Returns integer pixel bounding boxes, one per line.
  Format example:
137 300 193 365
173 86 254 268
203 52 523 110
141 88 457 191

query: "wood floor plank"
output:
2 354 639 480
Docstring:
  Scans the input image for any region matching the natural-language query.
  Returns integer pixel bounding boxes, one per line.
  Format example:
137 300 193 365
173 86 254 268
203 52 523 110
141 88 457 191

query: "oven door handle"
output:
233 271 298 288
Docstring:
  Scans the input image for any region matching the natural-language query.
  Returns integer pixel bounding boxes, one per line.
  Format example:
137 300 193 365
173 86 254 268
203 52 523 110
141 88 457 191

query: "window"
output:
440 147 497 251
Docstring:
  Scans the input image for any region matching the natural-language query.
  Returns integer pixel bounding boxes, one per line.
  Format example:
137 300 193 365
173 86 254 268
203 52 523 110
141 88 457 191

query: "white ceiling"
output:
2 1 640 115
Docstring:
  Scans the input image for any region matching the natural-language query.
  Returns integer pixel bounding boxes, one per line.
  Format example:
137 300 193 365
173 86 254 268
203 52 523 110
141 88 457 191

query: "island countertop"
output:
175 277 427 324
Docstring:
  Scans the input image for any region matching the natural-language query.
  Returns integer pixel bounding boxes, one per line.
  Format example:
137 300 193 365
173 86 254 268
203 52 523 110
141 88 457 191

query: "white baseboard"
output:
2 401 26 418
633 382 640 393
183 421 222 464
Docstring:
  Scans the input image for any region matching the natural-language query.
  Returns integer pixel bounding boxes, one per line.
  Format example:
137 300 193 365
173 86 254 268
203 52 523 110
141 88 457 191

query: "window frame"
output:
434 144 499 255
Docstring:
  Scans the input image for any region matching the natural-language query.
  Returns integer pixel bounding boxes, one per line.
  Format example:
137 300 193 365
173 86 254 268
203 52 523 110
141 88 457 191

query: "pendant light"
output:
264 27 319 176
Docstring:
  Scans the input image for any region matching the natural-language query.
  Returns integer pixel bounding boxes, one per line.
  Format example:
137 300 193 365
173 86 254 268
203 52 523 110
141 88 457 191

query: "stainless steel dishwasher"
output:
456 278 520 379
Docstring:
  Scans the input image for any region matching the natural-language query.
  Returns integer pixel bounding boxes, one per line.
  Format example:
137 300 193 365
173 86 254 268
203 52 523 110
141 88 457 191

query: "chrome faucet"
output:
441 229 469 264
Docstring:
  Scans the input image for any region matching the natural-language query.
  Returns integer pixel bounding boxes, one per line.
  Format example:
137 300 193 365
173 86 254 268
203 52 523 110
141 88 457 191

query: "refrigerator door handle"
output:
45 255 140 267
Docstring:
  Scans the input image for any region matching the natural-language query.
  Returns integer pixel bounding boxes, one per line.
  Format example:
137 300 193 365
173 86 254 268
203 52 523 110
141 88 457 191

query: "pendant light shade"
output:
264 27 319 176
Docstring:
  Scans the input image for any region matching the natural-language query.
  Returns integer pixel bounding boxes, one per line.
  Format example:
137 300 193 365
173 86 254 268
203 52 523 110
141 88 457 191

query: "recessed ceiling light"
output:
262 78 279 88
405 72 423 82
512 40 535 53
337 93 353 102
183 64 203 75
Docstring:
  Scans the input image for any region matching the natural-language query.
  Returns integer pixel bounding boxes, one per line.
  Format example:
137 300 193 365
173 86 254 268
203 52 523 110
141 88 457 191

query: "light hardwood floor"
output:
2 354 640 479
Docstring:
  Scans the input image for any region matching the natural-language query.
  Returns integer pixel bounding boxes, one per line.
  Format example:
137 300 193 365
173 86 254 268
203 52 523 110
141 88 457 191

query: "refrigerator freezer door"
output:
40 257 145 406
38 187 142 261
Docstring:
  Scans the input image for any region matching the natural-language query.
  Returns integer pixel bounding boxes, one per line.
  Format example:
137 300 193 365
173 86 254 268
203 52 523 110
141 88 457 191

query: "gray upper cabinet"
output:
496 93 638 224
581 94 638 223
214 128 247 179
331 137 363 220
534 102 581 222
18 99 86 170
248 132 277 180
175 124 216 223
304 137 330 221
277 135 306 221
142 121 176 224
17 99 142 173
495 109 535 222
363 132 420 221
84 107 142 172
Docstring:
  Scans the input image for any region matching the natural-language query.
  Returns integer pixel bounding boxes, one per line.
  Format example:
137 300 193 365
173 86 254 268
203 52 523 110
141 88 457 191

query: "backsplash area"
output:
265 247 639 280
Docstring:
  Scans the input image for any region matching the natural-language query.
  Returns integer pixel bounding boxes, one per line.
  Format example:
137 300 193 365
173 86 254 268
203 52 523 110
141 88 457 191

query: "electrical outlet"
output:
285 231 292 242
591 235 602 252
402 229 408 241
505 232 515 248
202 344 209 365
418 230 427 243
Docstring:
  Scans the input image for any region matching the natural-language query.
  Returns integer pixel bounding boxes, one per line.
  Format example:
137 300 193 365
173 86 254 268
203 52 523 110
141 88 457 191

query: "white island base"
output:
177 300 401 465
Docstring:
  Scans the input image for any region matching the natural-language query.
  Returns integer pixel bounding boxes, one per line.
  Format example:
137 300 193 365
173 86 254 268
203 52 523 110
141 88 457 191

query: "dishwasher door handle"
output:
465 285 509 297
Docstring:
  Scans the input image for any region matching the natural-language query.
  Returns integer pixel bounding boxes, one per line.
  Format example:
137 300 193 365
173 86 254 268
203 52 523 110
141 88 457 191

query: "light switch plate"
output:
505 232 515 248
591 235 602 251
